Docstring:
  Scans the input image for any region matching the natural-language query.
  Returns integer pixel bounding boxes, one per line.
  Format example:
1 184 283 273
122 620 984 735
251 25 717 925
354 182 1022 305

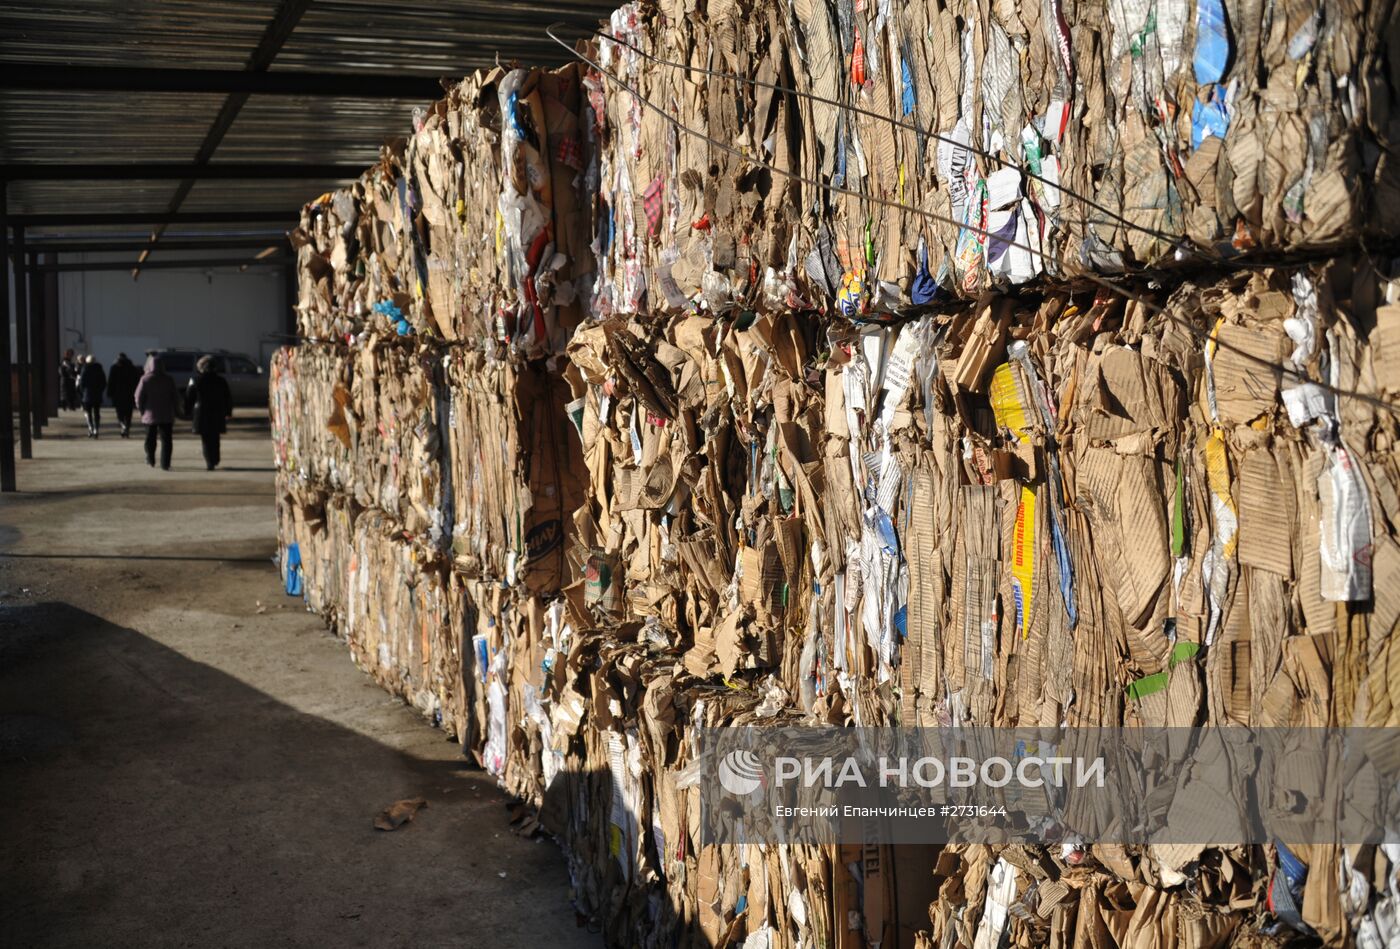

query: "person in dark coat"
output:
107 353 141 438
60 349 80 411
77 355 107 438
185 355 234 471
134 354 178 470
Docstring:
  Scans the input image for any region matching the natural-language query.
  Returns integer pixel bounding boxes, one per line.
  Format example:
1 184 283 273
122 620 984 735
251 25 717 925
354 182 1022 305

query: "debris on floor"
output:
373 798 428 832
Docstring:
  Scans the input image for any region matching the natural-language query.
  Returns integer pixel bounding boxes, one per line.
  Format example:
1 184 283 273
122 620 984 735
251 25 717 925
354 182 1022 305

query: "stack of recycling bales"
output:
273 62 593 762
589 0 1400 317
564 265 1400 946
272 1 1400 946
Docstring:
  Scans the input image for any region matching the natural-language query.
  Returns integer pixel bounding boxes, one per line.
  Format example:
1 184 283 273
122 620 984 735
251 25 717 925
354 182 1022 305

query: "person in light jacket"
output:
77 355 107 438
184 356 234 470
134 354 178 470
107 353 141 438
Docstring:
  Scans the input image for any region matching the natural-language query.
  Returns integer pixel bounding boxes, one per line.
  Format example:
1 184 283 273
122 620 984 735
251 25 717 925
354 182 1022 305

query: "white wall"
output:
57 253 289 369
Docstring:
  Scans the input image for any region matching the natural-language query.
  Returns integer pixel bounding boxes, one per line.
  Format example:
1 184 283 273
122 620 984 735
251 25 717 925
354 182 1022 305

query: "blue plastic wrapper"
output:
1191 92 1231 149
868 507 900 557
910 240 939 305
1049 510 1078 628
832 120 847 189
284 542 303 597
1193 0 1230 85
505 90 529 142
473 633 490 685
371 299 404 321
900 56 915 118
1275 839 1308 888
1269 840 1311 932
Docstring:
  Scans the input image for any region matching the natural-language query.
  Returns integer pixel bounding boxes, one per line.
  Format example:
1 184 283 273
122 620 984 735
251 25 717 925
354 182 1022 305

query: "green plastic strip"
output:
1171 457 1186 558
1126 641 1201 702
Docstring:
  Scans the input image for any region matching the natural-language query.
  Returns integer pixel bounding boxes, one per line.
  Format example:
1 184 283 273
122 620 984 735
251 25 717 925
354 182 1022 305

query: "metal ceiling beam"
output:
19 238 285 253
9 211 294 226
2 163 361 181
0 64 445 99
139 0 317 273
2 163 362 181
27 227 289 241
35 255 288 273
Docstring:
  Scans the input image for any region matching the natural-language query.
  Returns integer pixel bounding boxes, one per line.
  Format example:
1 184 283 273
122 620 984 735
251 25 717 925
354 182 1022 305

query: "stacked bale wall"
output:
272 4 1400 946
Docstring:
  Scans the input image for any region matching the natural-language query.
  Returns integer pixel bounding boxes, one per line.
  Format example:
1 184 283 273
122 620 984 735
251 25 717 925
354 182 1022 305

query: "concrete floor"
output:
0 410 597 949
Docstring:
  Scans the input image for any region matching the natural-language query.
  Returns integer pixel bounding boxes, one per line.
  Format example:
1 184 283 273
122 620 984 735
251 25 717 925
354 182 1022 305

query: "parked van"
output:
145 349 267 417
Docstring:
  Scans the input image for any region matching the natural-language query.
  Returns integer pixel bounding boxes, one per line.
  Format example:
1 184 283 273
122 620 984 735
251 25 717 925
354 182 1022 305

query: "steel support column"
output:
27 250 43 439
12 224 30 458
40 254 59 420
0 186 15 491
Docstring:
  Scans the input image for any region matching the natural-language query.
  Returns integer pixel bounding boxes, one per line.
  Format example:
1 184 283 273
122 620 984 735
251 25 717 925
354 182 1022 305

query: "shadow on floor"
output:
0 602 590 949
0 553 273 564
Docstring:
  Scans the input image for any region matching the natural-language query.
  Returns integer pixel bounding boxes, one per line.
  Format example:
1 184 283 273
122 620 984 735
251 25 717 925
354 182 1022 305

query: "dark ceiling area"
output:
0 0 614 252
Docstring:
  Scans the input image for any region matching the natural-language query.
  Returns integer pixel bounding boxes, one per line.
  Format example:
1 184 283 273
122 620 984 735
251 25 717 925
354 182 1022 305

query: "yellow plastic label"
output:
1203 428 1238 557
990 363 1031 443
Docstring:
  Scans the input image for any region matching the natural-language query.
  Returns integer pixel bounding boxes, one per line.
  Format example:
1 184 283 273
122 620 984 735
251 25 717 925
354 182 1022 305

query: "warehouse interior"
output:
0 0 611 485
5 1 1400 948
0 2 612 946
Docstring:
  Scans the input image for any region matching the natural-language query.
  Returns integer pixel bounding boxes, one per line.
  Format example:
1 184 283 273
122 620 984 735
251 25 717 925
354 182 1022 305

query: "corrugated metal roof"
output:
276 0 613 73
0 1 282 68
0 90 229 164
7 180 184 215
0 0 610 240
24 223 293 241
182 177 352 213
216 95 421 164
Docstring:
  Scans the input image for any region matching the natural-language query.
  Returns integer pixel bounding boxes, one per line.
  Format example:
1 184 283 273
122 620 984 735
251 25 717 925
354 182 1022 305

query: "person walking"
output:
185 356 233 471
77 355 107 438
60 349 80 412
134 354 177 470
107 353 140 438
